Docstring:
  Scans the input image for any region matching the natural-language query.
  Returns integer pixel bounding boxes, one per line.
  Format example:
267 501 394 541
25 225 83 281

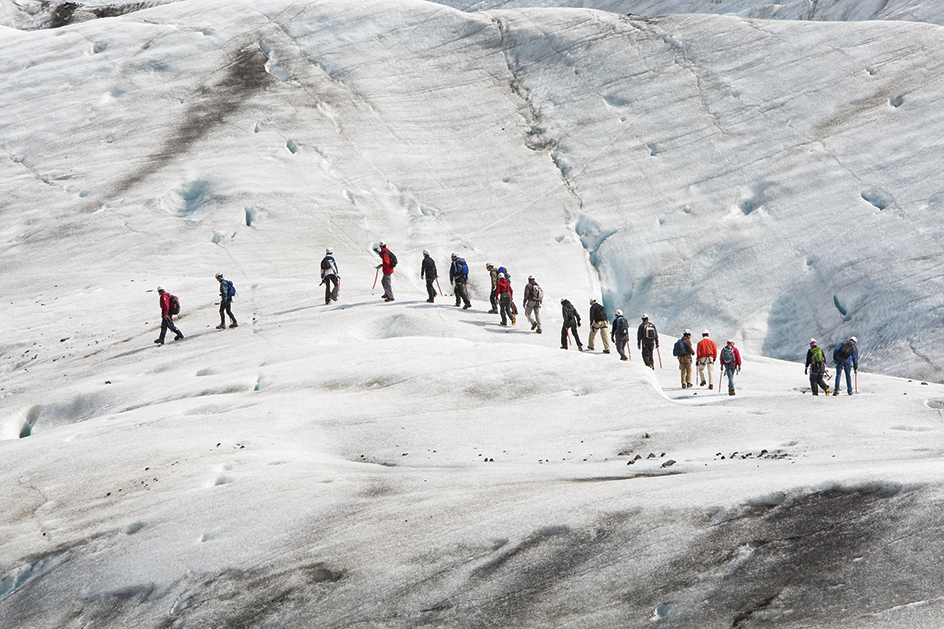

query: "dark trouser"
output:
562 323 581 348
324 275 339 303
489 290 498 312
641 342 655 368
500 296 513 324
454 279 471 307
614 332 629 359
220 298 237 325
810 371 829 394
160 315 181 342
425 278 437 301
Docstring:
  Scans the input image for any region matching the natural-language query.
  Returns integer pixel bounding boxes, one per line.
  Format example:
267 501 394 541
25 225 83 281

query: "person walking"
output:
832 336 858 396
805 338 831 396
495 272 515 325
637 314 659 369
155 286 183 344
320 249 339 304
560 298 582 350
215 273 238 329
421 250 438 303
486 263 499 314
587 299 611 353
374 242 396 302
720 339 741 396
611 309 630 361
450 253 472 309
674 329 695 388
696 330 717 390
522 275 543 334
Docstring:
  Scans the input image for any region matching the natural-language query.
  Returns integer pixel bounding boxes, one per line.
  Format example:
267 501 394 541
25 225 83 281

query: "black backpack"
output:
834 342 853 363
643 322 656 340
168 294 181 316
387 250 398 268
720 345 735 366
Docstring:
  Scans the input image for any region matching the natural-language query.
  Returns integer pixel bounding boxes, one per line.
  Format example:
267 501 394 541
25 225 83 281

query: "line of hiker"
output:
152 245 861 399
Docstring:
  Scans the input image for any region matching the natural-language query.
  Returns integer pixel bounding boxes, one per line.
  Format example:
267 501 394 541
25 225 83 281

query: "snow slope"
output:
3 0 944 627
435 0 944 26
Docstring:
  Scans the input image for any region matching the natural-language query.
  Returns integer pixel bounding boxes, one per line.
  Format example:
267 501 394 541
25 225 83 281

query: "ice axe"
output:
372 268 379 291
656 347 663 369
436 278 444 296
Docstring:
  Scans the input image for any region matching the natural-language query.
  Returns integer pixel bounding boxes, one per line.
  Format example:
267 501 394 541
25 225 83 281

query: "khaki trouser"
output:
588 321 610 351
679 355 693 386
697 357 714 387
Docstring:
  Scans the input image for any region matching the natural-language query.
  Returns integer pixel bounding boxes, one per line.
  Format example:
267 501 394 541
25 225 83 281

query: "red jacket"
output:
160 292 172 317
494 277 512 300
696 337 717 360
721 345 742 368
379 247 394 275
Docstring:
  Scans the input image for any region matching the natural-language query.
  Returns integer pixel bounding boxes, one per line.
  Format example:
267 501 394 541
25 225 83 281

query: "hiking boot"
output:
174 333 184 341
578 346 584 352
229 322 238 328
832 389 840 396
848 391 853 396
217 324 226 330
531 322 537 330
588 346 594 352
823 387 829 395
154 338 164 345
729 387 735 396
463 304 471 309
511 316 516 325
384 297 394 302
561 345 568 350
708 384 713 390
487 309 498 314
536 327 542 334
500 322 507 326
603 350 610 354
700 381 706 387
426 299 434 303
620 357 628 361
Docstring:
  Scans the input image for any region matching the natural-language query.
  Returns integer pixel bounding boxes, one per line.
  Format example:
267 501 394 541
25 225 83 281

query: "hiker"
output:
560 298 582 350
637 314 659 369
832 336 858 396
495 272 515 325
215 273 238 329
155 286 183 345
587 299 610 353
374 242 396 302
719 340 741 396
611 309 629 361
421 250 438 302
522 275 543 334
674 329 695 388
486 263 499 314
320 249 339 304
450 253 472 309
805 338 830 396
696 330 717 390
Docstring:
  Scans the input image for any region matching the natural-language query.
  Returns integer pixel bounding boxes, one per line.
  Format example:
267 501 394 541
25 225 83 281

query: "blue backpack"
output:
223 280 236 298
673 338 687 357
457 258 469 277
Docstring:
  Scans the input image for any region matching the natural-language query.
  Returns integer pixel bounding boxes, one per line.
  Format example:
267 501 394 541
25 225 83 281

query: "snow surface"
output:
3 0 944 627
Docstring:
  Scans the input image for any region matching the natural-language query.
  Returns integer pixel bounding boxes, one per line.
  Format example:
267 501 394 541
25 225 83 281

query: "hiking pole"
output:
436 278 444 296
656 347 663 369
372 268 379 290
855 371 858 393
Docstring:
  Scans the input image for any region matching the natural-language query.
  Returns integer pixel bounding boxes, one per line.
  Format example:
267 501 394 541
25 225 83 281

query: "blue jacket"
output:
450 258 468 283
320 255 339 279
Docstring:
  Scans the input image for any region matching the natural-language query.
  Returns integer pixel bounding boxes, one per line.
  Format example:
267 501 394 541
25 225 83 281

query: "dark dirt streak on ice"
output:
109 44 275 201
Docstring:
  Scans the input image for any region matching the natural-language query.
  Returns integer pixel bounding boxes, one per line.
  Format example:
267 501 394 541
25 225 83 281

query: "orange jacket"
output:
696 337 717 360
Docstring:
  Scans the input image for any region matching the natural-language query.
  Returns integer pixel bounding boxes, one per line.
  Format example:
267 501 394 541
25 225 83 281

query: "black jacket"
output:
561 301 580 326
590 302 608 324
421 255 437 280
638 320 659 347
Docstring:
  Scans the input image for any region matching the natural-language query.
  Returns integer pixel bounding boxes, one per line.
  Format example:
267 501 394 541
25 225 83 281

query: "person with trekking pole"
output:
421 250 438 303
696 330 717 389
560 298 583 350
673 329 695 388
719 340 741 396
611 309 630 361
522 275 544 334
450 253 472 309
215 272 238 328
805 338 830 396
154 286 184 345
637 314 659 369
832 336 858 396
588 299 611 354
373 242 396 302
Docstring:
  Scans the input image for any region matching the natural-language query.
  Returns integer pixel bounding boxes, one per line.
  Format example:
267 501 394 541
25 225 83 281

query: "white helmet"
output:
325 248 332 255
423 249 429 256
684 329 691 335
641 313 649 319
850 336 858 343
703 329 709 336
615 309 623 316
